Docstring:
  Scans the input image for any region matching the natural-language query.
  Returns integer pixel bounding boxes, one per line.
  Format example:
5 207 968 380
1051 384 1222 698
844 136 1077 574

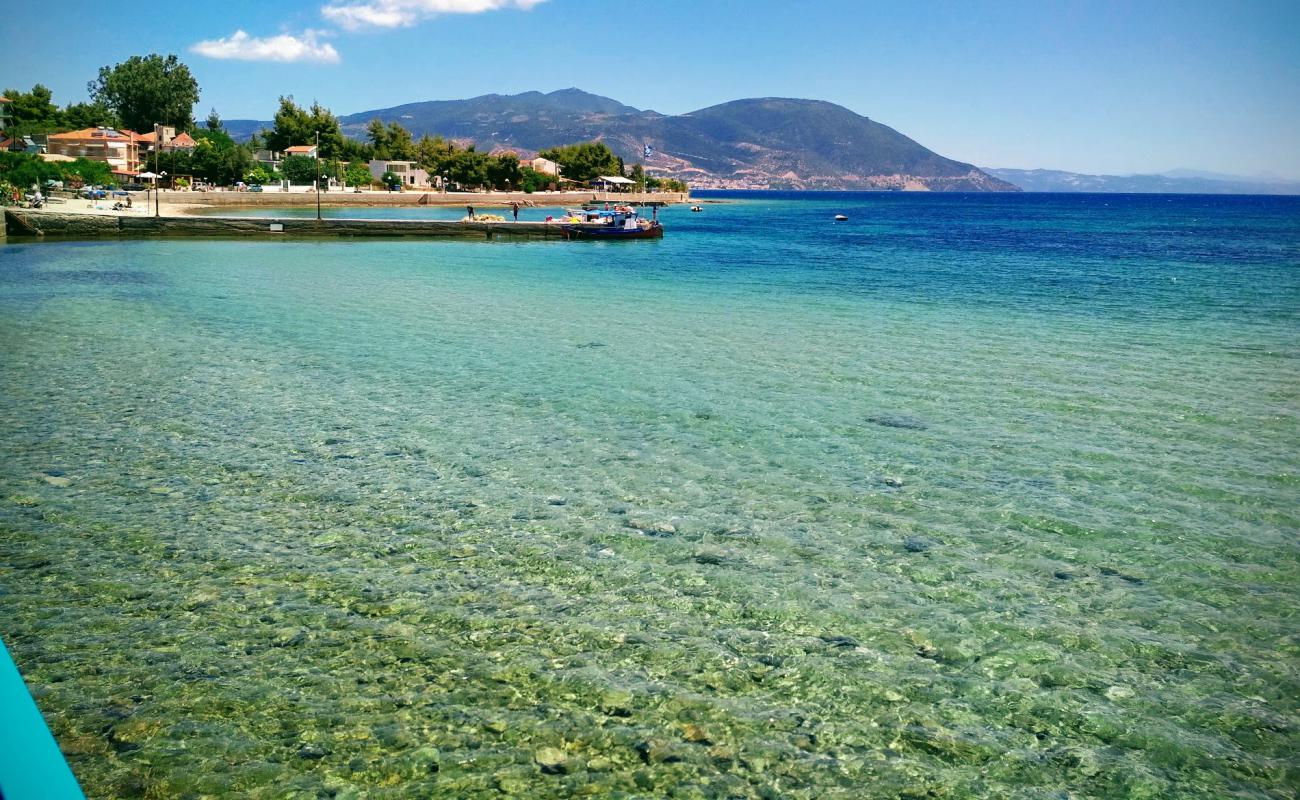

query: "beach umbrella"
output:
137 171 159 180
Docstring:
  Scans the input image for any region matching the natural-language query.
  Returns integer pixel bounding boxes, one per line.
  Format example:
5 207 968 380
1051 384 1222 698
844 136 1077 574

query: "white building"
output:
369 159 430 188
524 157 559 176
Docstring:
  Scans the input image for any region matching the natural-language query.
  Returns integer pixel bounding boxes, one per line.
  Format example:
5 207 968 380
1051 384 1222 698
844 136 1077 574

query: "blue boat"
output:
560 207 663 240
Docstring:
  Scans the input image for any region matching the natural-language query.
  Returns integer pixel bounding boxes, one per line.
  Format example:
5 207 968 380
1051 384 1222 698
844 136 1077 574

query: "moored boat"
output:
559 207 663 240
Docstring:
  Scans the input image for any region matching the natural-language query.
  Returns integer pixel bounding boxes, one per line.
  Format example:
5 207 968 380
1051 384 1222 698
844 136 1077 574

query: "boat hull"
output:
561 223 663 241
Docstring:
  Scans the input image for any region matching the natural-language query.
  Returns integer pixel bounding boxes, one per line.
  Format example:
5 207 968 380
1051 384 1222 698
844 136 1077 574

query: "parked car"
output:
123 183 146 192
247 184 264 193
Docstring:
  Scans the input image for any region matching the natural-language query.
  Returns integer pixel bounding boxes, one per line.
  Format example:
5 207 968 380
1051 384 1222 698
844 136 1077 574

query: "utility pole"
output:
153 123 160 217
315 131 322 221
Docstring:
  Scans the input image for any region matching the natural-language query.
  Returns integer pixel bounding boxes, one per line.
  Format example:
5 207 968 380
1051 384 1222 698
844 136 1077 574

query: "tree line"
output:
2 53 687 194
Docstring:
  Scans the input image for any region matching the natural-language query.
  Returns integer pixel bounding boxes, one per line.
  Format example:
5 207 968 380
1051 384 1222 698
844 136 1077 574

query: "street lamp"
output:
314 131 322 221
153 123 161 217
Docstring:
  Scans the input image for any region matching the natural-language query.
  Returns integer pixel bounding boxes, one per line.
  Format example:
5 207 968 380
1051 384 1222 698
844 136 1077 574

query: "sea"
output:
1 191 1297 799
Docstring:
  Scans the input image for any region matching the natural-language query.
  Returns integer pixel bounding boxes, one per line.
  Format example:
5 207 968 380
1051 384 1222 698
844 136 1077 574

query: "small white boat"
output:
834 214 848 221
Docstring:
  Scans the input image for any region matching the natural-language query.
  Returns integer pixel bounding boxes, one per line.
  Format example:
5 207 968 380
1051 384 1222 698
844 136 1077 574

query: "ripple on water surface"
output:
1 194 1298 798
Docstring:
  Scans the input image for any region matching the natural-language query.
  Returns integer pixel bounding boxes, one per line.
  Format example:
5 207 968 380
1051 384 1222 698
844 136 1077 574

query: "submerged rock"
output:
821 634 860 649
866 413 928 431
534 747 568 774
626 518 675 535
903 536 931 553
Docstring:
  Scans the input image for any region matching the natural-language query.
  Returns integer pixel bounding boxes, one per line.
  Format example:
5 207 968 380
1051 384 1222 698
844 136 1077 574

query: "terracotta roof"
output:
284 145 317 153
138 131 197 147
0 96 10 103
48 127 139 142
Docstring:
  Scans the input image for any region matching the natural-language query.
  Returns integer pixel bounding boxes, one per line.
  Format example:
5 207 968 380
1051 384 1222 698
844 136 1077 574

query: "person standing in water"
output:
510 201 520 221
466 205 475 220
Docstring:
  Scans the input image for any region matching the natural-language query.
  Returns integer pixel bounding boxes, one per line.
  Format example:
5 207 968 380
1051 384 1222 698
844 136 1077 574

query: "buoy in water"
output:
834 214 848 221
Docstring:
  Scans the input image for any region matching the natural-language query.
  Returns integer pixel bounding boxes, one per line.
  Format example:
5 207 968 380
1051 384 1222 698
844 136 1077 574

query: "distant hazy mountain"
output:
225 89 1016 191
986 167 1300 195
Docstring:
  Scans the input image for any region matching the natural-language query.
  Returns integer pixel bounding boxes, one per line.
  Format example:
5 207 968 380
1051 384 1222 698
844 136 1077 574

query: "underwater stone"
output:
297 744 328 759
883 476 905 487
534 747 568 774
903 536 931 553
821 635 860 649
693 548 726 565
41 474 72 487
598 689 635 717
866 414 928 430
545 495 567 506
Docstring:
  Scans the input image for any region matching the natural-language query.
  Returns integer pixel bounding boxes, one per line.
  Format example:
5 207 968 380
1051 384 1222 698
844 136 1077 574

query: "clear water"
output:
1 192 1297 798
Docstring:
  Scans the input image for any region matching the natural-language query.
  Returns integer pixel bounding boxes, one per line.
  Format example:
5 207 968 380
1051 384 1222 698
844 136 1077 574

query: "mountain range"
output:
984 168 1300 195
225 89 1016 192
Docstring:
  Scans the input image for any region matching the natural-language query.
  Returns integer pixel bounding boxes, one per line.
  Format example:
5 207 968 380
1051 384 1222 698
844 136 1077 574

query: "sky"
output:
3 0 1298 178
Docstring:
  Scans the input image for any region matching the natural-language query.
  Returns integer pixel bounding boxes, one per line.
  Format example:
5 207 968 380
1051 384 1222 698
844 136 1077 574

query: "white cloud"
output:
322 0 546 30
191 30 341 64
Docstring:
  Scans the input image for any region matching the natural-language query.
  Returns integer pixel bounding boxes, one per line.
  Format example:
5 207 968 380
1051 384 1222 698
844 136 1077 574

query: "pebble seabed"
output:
1 193 1298 799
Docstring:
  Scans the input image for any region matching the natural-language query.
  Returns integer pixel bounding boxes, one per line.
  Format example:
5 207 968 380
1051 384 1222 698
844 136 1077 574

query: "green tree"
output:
368 119 415 161
89 54 200 132
365 118 389 156
61 100 119 130
0 151 63 188
3 84 58 125
486 152 521 190
61 158 113 187
280 154 319 185
448 147 492 190
517 166 553 193
245 164 275 185
308 102 346 159
267 97 345 159
2 84 64 136
205 108 223 132
266 97 312 153
345 161 373 188
538 141 622 184
189 129 252 186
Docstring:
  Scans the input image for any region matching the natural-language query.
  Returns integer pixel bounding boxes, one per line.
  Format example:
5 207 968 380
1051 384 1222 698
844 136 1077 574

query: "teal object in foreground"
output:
0 638 84 799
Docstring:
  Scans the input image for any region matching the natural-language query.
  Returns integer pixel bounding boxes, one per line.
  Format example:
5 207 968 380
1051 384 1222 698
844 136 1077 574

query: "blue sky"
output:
4 0 1298 177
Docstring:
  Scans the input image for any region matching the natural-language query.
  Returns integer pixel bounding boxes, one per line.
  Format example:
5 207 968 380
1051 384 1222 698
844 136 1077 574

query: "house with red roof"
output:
137 130 198 152
46 127 142 175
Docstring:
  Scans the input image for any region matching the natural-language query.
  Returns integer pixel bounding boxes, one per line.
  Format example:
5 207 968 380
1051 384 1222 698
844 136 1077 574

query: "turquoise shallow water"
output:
1 193 1298 798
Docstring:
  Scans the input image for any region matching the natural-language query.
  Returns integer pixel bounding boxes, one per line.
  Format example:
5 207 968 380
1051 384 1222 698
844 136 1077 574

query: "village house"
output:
522 156 559 176
369 159 430 188
284 144 318 159
137 130 198 152
46 127 142 176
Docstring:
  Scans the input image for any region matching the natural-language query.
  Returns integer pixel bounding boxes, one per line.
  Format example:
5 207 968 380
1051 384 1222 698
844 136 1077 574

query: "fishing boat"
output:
559 207 663 240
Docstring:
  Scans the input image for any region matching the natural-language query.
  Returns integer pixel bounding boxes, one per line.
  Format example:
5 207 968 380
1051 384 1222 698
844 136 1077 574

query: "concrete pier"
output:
4 209 598 241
